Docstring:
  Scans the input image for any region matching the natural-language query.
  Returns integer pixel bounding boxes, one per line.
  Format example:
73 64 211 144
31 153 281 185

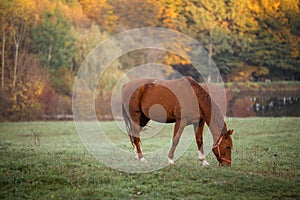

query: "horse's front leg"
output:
193 120 210 166
168 119 187 164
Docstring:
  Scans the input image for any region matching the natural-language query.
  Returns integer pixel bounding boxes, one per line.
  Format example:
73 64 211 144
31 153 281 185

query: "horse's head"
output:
212 130 233 166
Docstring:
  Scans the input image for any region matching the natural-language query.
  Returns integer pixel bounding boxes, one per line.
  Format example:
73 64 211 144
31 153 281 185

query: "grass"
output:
0 118 299 199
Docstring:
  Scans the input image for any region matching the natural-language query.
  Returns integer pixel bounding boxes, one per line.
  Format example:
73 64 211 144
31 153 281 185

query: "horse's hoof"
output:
202 160 210 166
168 158 174 164
135 154 147 163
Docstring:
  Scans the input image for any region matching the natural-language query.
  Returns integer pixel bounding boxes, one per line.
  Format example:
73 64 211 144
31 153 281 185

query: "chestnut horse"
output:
121 76 233 166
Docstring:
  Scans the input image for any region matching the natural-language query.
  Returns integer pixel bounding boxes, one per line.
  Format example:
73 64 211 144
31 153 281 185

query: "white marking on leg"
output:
198 150 205 160
168 157 174 164
140 157 147 163
134 146 147 162
202 160 210 166
134 146 139 159
198 151 210 166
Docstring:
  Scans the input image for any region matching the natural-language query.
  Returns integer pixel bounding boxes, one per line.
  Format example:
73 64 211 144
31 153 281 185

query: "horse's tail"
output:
122 102 135 147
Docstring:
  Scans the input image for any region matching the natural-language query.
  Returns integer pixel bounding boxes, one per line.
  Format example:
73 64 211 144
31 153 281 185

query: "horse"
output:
121 76 233 166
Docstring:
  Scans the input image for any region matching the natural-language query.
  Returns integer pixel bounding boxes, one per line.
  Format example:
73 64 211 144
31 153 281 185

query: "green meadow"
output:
0 118 299 199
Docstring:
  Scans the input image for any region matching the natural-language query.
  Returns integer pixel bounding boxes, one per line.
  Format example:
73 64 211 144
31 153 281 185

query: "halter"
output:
212 134 231 164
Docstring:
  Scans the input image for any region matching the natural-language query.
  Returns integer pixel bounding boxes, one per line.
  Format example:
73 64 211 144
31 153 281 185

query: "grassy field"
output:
0 118 299 199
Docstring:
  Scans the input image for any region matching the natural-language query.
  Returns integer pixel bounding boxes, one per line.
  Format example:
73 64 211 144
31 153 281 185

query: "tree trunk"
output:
207 28 213 83
47 44 52 79
1 30 5 90
12 39 19 89
11 20 27 89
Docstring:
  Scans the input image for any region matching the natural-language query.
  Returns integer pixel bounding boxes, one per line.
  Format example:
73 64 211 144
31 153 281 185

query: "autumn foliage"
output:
0 0 299 120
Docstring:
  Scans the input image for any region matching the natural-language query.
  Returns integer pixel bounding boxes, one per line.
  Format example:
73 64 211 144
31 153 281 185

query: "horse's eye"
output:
226 146 231 150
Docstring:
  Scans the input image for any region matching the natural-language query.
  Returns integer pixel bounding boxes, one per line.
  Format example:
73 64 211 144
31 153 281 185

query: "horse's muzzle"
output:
219 160 231 166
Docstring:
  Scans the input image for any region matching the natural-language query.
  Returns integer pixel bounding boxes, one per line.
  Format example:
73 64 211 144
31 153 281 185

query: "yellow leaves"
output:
260 0 281 12
273 1 281 11
158 0 185 29
248 0 262 15
249 0 283 17
60 1 91 27
11 0 35 23
162 8 177 29
164 6 177 19
162 42 191 66
282 0 300 11
34 81 45 97
229 62 270 82
80 0 110 20
163 53 189 66
8 75 46 117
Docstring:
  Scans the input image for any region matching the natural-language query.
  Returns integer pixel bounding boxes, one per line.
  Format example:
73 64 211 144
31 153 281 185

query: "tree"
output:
72 23 110 72
13 0 34 89
177 0 231 82
244 0 300 80
0 0 13 90
157 0 185 30
0 0 34 90
109 0 161 31
31 9 76 77
79 0 116 31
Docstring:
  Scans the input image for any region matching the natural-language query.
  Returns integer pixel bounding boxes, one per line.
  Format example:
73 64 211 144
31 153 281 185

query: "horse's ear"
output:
227 130 234 135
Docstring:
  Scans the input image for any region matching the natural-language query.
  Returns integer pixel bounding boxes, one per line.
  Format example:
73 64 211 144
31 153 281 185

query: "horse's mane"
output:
186 77 227 138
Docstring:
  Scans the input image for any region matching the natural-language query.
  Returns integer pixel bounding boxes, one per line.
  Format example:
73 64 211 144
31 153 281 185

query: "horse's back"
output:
122 77 201 123
122 77 191 104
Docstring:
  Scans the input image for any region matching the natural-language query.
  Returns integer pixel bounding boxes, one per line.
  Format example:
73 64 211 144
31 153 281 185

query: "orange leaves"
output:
7 77 46 119
161 4 178 29
79 0 115 30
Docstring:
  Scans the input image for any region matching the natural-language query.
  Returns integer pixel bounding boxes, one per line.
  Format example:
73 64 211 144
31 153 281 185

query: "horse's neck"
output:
188 78 227 142
196 88 227 143
208 120 227 143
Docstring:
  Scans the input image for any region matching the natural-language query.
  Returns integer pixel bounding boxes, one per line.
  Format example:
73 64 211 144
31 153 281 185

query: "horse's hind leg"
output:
168 119 187 164
131 113 149 162
193 120 210 166
132 136 146 162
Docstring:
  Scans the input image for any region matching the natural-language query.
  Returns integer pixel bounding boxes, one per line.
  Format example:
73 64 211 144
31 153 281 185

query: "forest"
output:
0 0 299 120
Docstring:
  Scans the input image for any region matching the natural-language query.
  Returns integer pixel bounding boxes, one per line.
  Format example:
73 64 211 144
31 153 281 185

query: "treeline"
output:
0 0 300 121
